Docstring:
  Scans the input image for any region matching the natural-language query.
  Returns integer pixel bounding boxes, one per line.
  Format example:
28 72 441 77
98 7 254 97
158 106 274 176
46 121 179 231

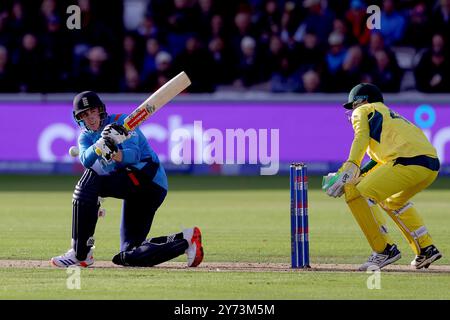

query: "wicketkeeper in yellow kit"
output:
323 83 442 271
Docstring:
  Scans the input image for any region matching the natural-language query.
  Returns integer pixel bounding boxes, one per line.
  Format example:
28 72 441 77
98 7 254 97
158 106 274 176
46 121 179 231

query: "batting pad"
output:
382 203 432 255
344 183 390 253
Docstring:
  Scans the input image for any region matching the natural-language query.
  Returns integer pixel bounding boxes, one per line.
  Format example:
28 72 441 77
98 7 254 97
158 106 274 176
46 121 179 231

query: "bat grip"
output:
95 147 102 156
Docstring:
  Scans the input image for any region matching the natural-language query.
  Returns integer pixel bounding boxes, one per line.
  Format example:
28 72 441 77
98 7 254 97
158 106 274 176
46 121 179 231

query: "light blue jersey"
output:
77 114 168 190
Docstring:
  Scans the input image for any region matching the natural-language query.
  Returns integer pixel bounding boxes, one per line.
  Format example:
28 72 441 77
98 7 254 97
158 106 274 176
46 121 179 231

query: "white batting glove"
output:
325 162 360 198
95 137 118 161
101 123 129 145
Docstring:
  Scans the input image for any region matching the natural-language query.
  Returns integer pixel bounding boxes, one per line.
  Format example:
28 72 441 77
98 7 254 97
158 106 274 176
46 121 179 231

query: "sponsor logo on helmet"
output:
354 95 368 101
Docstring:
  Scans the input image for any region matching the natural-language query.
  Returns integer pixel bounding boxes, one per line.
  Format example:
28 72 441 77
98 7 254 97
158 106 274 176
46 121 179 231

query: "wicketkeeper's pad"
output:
344 183 390 253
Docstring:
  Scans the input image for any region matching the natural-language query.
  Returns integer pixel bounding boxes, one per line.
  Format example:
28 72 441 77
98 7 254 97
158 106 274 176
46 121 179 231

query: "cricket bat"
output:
95 71 191 155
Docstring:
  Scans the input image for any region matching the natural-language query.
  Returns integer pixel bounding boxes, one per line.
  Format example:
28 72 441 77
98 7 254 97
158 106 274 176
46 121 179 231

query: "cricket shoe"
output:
183 227 204 267
410 245 442 269
359 244 401 271
51 247 95 268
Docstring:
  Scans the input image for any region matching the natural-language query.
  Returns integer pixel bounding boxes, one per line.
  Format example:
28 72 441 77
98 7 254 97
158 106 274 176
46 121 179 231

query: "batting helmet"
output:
343 83 384 109
73 91 107 130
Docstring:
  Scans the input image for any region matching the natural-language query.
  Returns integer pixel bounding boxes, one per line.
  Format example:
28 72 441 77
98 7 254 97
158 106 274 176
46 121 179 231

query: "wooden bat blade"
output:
123 71 191 131
95 71 191 156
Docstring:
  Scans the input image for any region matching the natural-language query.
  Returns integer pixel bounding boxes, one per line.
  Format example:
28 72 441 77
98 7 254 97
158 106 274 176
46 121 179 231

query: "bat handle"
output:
95 147 102 156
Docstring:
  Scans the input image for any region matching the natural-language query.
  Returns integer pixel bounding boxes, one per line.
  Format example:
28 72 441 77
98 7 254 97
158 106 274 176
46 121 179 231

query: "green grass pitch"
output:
0 174 449 300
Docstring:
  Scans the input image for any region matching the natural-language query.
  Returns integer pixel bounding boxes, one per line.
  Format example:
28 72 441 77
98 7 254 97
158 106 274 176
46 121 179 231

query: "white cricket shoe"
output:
183 227 204 267
359 244 401 271
51 247 95 268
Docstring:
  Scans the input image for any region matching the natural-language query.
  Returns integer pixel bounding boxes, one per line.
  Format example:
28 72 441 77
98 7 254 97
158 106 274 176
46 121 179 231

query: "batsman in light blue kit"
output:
51 91 204 267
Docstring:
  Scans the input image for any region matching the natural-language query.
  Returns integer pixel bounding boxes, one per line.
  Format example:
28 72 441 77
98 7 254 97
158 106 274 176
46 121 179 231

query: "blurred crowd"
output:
0 0 449 93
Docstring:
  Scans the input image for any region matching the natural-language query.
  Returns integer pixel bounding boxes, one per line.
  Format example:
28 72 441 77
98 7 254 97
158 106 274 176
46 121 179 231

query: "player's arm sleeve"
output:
115 114 141 165
346 107 371 166
120 133 141 165
360 159 378 175
78 134 101 168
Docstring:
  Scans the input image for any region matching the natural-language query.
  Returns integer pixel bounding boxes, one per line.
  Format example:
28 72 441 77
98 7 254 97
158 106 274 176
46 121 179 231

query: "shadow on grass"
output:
0 174 449 192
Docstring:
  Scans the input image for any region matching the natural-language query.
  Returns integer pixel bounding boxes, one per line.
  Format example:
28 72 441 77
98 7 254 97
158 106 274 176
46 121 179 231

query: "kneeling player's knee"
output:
113 239 188 267
345 184 379 208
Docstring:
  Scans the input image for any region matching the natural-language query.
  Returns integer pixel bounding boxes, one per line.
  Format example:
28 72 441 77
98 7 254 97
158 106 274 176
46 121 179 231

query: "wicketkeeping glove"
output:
101 123 130 145
95 136 118 161
322 162 360 198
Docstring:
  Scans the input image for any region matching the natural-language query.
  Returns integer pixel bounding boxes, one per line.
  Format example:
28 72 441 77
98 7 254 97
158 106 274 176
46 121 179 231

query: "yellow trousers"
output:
356 161 438 254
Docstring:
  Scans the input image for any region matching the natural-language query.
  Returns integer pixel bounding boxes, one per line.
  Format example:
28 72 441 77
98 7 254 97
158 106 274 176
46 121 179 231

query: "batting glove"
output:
95 136 118 161
101 123 129 145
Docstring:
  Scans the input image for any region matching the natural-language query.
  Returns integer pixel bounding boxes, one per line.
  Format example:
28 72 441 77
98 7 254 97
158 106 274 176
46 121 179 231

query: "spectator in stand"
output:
40 0 57 23
120 64 144 93
40 14 72 92
367 31 385 56
323 31 347 92
122 32 143 70
256 0 282 42
402 2 432 49
8 1 28 46
379 0 406 46
72 0 117 50
70 0 117 82
332 18 355 47
280 1 300 47
196 0 216 41
264 35 302 92
270 55 301 93
77 46 118 92
146 0 172 30
230 10 258 54
295 0 335 46
234 36 265 88
293 29 325 74
141 37 162 82
173 35 215 92
414 33 450 93
166 0 202 56
144 51 175 92
15 33 44 92
0 45 19 92
0 10 11 47
137 14 159 39
341 45 367 89
210 14 227 40
345 0 371 46
366 31 399 74
266 34 288 75
208 36 236 85
432 0 450 41
371 49 402 92
301 69 322 93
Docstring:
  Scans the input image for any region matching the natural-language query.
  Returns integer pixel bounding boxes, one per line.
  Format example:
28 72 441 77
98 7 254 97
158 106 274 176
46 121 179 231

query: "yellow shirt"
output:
347 102 437 166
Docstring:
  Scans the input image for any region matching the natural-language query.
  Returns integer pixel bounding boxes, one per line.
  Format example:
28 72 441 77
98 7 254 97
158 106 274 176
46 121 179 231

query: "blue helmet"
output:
73 91 107 131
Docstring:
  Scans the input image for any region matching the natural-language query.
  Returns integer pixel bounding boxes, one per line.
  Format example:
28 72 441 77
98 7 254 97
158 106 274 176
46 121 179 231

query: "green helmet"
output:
343 83 384 109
